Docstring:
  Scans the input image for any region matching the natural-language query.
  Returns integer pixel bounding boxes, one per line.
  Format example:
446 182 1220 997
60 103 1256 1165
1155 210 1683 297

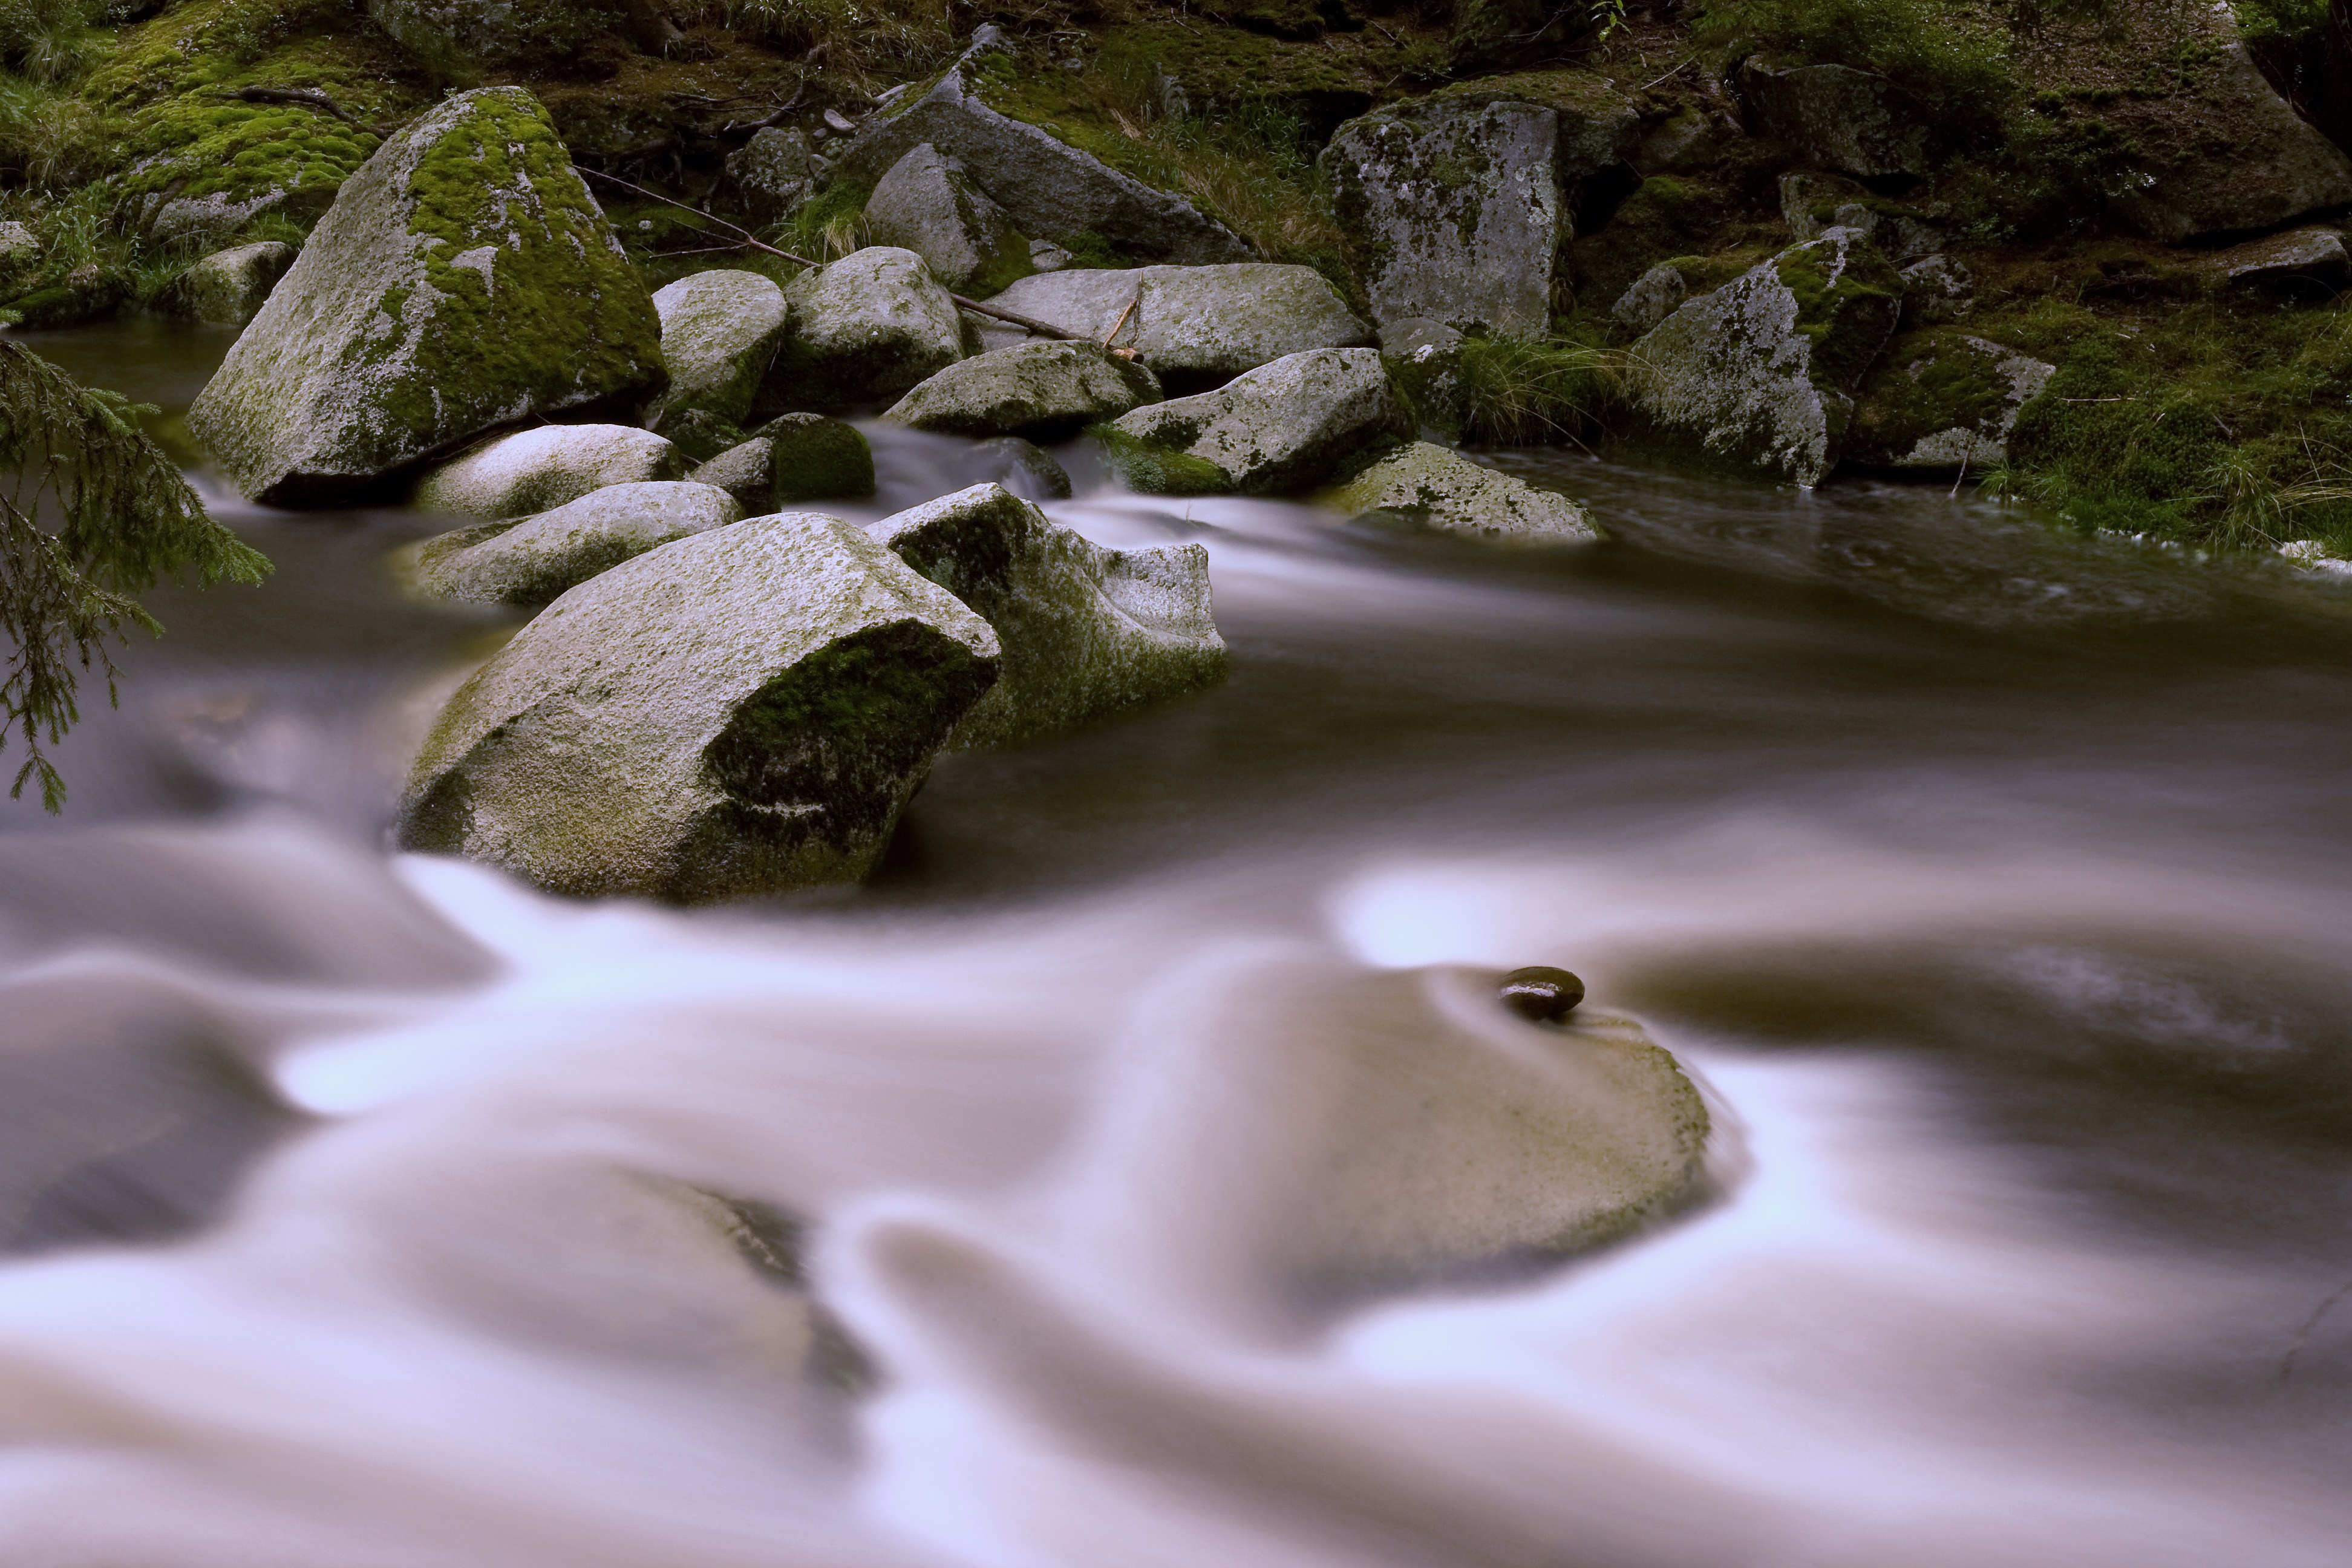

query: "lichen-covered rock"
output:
1846 333 2055 472
413 425 685 518
760 413 877 500
882 341 1162 440
2105 43 2352 243
985 264 1371 391
2198 225 2351 294
1899 253 1974 327
862 143 1032 296
766 247 964 410
405 481 743 606
160 242 296 327
691 438 781 511
368 0 671 73
397 512 1001 902
828 33 1250 265
1322 442 1599 544
0 220 39 289
4 264 128 330
1106 347 1416 495
1378 316 1469 443
186 88 664 506
1612 263 1690 337
727 128 818 221
1627 227 1903 486
1779 171 1945 264
875 483 1224 746
1738 58 1930 178
649 270 790 439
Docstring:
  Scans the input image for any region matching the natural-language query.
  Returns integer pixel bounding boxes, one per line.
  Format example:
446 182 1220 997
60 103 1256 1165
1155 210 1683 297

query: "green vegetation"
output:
1458 333 1621 448
1694 0 2015 131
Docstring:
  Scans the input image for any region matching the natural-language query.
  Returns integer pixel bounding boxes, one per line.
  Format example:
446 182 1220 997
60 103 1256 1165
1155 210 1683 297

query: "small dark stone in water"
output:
1498 965 1584 1024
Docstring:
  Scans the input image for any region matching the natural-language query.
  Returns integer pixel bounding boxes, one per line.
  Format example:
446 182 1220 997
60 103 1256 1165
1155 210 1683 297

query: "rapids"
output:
0 318 2345 1567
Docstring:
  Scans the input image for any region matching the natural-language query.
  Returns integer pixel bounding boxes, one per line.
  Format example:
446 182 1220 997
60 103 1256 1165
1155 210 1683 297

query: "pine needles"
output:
0 341 270 808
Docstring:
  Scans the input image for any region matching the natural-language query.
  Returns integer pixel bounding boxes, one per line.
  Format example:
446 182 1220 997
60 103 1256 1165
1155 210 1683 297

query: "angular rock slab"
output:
1847 333 2055 472
863 143 1033 296
2198 224 2351 293
162 241 295 327
768 247 965 410
1324 442 1599 545
1108 348 1416 495
650 270 790 436
405 481 744 607
883 341 1163 440
1627 226 1903 486
985 264 1371 390
188 88 663 506
875 483 1224 747
413 425 685 518
399 514 1001 902
829 35 1250 266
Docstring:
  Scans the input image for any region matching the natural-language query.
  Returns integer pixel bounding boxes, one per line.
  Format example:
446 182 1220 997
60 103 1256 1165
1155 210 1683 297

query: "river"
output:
0 317 2345 1567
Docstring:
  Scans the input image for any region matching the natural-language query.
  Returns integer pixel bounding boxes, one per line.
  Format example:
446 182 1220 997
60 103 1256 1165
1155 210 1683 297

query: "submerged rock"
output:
1322 442 1599 544
862 142 1033 296
405 482 743 606
768 247 965 410
649 270 791 441
1846 333 2056 472
875 482 1224 747
413 425 685 518
187 88 663 506
1627 226 1903 486
160 242 295 327
1106 347 1415 495
398 513 1001 902
982 264 1371 390
882 341 1163 440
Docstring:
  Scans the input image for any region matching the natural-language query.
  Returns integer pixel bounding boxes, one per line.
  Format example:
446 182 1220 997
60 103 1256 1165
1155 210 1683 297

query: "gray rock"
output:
1627 226 1904 486
649 269 790 442
146 183 338 249
1779 172 1944 264
413 425 686 518
690 438 781 511
405 481 744 606
727 128 818 221
768 247 965 410
862 143 1032 296
2198 224 2351 292
1899 253 1975 326
874 482 1223 746
0 220 39 287
186 88 664 507
1612 263 1690 337
1107 347 1416 495
2107 43 2352 243
1322 442 1599 544
367 0 670 71
984 264 1371 390
398 512 1001 901
958 436 1071 501
1377 317 1468 443
759 412 877 500
827 34 1250 265
1739 58 1929 178
1028 238 1073 272
160 241 295 327
881 340 1162 440
1846 333 2055 472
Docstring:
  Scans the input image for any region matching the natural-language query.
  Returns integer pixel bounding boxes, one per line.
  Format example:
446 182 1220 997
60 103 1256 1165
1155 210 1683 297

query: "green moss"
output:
1088 424 1233 496
1775 238 1901 391
1852 329 2014 452
759 412 875 501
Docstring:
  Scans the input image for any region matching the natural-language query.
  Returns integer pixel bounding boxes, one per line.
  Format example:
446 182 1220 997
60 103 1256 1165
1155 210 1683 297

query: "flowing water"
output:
0 318 2348 1567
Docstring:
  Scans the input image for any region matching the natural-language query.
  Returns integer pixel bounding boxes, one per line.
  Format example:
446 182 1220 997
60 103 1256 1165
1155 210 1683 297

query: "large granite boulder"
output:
648 270 791 440
827 32 1250 265
727 128 818 221
1105 347 1415 495
368 0 674 72
158 241 295 327
876 483 1225 747
1737 58 1930 179
862 143 1033 297
1322 443 1599 545
413 425 684 518
2105 42 2352 243
397 513 1001 901
984 264 1371 391
882 341 1163 440
1627 227 1903 486
405 481 743 606
187 88 663 506
1846 333 2055 472
766 247 965 410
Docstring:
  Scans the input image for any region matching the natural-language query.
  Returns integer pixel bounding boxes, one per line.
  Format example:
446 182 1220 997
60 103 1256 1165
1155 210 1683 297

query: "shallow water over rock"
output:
0 318 2348 1567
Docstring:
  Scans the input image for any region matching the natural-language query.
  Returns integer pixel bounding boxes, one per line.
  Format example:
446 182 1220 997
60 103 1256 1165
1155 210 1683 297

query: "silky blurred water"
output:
0 319 2345 1567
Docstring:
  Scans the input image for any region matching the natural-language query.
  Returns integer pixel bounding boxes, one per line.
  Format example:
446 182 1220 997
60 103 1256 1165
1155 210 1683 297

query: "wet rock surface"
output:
405 482 744 607
1106 348 1415 495
1324 442 1600 545
985 264 1373 391
413 425 686 519
883 341 1163 440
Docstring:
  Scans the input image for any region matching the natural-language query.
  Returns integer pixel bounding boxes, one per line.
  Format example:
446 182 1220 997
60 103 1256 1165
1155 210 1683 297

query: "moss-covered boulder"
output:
413 425 684 518
1107 347 1415 495
187 88 664 506
862 143 1033 298
160 241 295 327
882 341 1163 441
727 128 818 222
1899 254 1974 327
2102 44 2352 243
649 270 790 442
1626 227 1903 486
765 247 965 411
985 264 1371 392
397 512 1001 902
761 413 877 500
1322 442 1599 545
876 483 1224 748
1379 318 1469 444
1737 57 1930 180
403 481 743 607
367 0 673 74
1612 263 1690 338
1846 333 2056 472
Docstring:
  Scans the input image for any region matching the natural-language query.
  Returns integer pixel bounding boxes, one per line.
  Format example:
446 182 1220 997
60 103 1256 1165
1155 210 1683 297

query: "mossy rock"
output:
1090 425 1235 496
1848 332 2056 471
1108 347 1416 495
1321 441 1599 545
404 481 743 607
757 413 877 502
882 341 1165 442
